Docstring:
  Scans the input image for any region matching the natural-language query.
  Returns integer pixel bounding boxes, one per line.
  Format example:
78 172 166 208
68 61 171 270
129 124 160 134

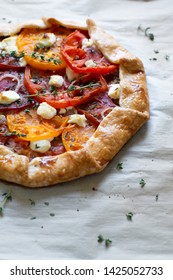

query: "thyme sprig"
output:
10 50 25 59
24 82 101 99
0 131 27 137
137 25 155 41
67 82 100 92
0 191 12 215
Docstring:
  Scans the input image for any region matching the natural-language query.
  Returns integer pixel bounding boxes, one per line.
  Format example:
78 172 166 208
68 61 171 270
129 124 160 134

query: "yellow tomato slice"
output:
7 109 68 141
17 27 71 70
62 124 96 151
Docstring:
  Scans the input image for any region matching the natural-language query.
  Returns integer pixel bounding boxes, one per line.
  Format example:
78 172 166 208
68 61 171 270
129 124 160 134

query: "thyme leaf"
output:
126 211 133 221
97 235 112 247
137 25 155 41
0 191 12 215
139 178 146 188
29 199 35 206
116 162 123 170
3 131 27 137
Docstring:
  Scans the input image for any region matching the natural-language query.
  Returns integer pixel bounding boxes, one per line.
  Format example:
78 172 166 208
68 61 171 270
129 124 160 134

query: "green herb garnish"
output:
30 216 36 220
97 235 112 247
165 55 170 61
4 131 26 137
10 50 24 58
44 202 49 206
105 239 112 247
137 25 155 41
35 144 40 149
139 178 146 188
29 199 35 206
97 234 104 243
126 212 133 221
0 191 12 215
116 162 123 170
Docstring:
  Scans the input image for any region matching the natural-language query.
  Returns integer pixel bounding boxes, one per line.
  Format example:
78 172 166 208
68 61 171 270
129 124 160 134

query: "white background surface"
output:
0 0 173 260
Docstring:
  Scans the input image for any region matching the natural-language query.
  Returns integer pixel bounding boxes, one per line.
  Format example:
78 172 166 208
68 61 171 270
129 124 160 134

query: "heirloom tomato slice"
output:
60 30 117 74
62 124 96 151
17 27 71 71
24 66 108 109
7 109 68 141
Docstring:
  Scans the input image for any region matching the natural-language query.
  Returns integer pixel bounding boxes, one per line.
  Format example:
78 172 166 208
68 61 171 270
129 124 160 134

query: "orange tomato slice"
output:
7 109 68 141
17 27 71 71
62 124 96 151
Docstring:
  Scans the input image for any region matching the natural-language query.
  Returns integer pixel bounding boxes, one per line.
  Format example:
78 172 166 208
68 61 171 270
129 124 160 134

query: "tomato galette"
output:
0 17 149 187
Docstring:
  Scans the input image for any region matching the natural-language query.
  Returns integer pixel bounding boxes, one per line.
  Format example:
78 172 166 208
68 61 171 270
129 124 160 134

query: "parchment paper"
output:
0 0 173 260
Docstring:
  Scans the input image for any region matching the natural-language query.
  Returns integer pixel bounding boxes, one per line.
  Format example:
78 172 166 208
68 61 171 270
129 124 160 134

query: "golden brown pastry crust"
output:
0 17 149 187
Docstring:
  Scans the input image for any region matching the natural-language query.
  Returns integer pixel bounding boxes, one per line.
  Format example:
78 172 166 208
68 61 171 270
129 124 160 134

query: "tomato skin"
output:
60 30 117 74
0 62 24 71
24 66 108 109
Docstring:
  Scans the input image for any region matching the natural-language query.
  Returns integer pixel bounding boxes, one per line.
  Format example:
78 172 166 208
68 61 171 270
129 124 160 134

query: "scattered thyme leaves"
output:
30 216 36 220
126 211 133 221
4 131 27 137
24 108 32 117
67 82 100 93
44 202 49 206
29 199 35 206
139 178 146 188
97 235 112 247
49 213 55 217
137 25 155 41
149 58 157 61
0 191 12 215
164 55 170 61
10 50 25 58
105 239 112 247
116 162 123 170
97 234 104 243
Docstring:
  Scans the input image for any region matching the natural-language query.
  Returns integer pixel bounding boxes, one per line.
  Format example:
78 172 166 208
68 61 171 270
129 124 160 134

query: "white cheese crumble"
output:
40 33 56 47
82 38 94 49
68 114 87 127
59 106 77 115
85 59 97 67
48 75 64 87
59 108 66 114
30 140 51 153
108 84 120 99
66 67 79 82
37 102 57 119
0 90 20 105
0 114 6 120
19 57 27 67
1 36 19 54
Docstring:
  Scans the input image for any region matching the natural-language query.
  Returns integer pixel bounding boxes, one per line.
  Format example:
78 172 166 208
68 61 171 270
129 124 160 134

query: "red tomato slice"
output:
77 91 116 126
60 30 117 74
24 66 108 109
